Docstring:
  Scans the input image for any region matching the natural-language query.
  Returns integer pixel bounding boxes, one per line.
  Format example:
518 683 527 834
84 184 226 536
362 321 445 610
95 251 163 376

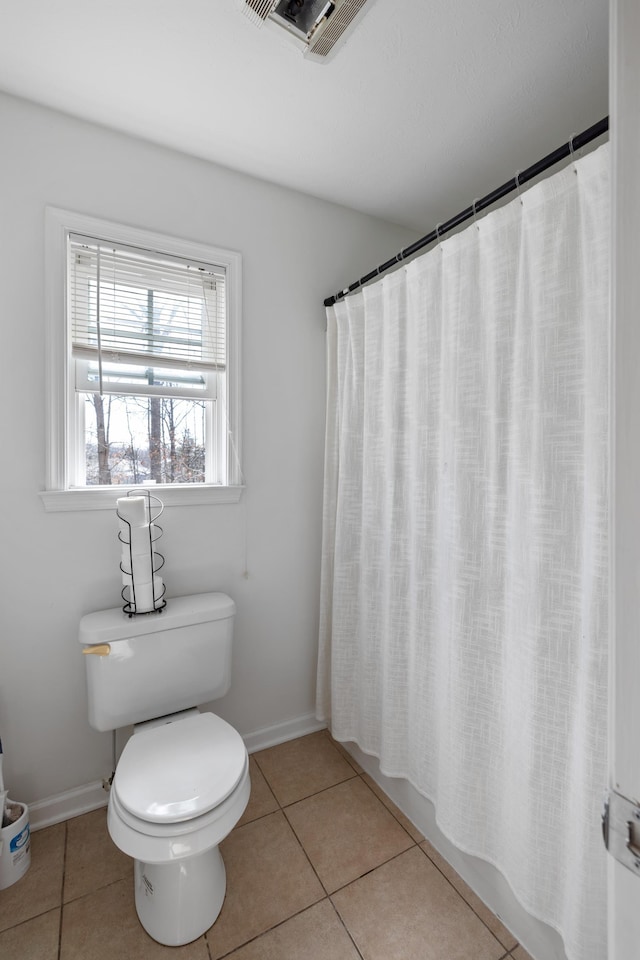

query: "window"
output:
69 236 224 487
43 209 242 511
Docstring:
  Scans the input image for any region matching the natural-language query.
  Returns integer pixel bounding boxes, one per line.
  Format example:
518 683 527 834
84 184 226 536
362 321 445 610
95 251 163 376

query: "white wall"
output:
0 91 416 806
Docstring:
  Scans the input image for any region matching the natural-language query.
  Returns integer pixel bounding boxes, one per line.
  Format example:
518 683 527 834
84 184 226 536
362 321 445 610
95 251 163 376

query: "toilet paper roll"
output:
120 546 152 577
120 527 153 597
116 496 148 528
128 526 153 559
121 572 157 589
132 553 153 585
131 576 164 613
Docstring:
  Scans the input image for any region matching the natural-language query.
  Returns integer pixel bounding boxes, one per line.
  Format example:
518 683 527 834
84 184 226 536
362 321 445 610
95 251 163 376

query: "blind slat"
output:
72 344 224 373
68 235 226 371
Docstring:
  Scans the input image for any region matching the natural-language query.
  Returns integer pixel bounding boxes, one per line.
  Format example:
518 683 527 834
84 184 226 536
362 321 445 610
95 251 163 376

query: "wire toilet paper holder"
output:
117 489 166 617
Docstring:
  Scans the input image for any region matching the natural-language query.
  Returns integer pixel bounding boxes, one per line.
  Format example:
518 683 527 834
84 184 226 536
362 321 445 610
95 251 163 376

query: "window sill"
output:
39 485 244 512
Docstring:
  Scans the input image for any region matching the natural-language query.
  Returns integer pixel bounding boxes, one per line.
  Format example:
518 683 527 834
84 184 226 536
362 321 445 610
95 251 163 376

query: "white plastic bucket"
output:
0 801 31 889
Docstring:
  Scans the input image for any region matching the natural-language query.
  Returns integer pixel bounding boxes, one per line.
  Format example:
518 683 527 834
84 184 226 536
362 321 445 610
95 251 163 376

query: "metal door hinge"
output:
603 789 640 876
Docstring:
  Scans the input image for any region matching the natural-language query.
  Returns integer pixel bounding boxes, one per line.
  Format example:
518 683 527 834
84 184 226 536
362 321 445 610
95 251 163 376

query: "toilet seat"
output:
114 711 247 823
109 757 250 864
107 710 251 865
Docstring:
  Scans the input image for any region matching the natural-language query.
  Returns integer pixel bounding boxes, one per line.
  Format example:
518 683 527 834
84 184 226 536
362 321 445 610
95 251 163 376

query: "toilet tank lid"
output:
78 592 235 646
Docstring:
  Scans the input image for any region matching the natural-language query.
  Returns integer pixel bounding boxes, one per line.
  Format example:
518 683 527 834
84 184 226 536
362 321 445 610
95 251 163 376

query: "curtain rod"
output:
324 116 609 309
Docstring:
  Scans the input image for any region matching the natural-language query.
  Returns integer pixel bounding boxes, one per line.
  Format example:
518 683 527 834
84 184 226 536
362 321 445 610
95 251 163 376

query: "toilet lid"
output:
114 712 247 823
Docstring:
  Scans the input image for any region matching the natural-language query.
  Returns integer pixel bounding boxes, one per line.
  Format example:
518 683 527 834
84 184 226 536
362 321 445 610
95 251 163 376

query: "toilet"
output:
79 592 250 947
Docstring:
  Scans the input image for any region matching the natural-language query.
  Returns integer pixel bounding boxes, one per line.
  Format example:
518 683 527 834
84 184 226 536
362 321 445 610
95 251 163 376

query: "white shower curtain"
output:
317 144 609 960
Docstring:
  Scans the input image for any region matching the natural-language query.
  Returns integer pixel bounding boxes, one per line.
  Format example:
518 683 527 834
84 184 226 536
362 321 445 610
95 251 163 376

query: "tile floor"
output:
0 731 535 960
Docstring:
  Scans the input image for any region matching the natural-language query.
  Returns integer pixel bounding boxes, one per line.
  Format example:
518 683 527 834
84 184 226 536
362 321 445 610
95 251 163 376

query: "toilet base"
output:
134 845 226 946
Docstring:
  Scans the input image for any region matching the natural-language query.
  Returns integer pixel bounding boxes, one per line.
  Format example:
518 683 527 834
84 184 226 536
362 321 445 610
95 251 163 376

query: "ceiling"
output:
0 0 608 232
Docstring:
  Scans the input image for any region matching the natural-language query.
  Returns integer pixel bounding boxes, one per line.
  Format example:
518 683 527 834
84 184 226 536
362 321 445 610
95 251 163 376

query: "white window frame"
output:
41 207 243 511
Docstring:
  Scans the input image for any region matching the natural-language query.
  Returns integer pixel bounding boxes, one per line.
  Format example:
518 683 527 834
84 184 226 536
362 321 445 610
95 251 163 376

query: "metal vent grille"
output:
308 0 368 57
241 0 276 25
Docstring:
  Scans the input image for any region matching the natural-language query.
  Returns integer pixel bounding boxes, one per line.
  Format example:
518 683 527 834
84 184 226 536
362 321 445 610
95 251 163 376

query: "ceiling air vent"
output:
239 0 380 62
241 0 275 24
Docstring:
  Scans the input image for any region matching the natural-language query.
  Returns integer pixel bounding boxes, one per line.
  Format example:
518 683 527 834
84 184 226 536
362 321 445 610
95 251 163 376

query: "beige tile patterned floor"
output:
0 730 535 960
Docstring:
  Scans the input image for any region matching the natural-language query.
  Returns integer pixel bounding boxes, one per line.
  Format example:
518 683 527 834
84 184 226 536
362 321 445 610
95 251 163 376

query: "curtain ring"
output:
569 132 578 173
472 198 481 231
515 171 523 205
436 223 443 250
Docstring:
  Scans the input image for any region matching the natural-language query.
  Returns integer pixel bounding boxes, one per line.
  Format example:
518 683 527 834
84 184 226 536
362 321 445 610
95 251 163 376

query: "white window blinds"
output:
68 234 226 374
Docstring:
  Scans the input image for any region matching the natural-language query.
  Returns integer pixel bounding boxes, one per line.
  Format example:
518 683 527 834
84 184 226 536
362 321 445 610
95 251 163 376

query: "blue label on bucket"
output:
9 823 30 854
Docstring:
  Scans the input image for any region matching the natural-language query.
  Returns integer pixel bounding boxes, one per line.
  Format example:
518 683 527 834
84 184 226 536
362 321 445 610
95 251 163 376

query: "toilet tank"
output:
79 593 236 732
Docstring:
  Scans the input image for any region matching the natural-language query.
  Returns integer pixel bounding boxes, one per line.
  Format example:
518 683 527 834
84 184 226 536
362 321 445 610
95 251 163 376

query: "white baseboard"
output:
243 712 327 754
28 713 326 831
29 780 108 831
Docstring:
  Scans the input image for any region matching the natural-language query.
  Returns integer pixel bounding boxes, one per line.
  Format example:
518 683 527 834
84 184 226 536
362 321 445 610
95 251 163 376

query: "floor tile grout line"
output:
231 776 423 950
206 895 332 960
321 730 364 775
325 848 519 960
277 778 418 898
57 820 68 960
60 873 133 909
326 749 520 954
279 771 359 809
247 754 279 808
252 765 359 811
204 923 215 960
254 811 496 958
337 762 519 954
251 735 361 809
251 752 423 899
215 805 331 956
322 736 426 843
326 843 421 898
0 875 72 938
327 898 367 960
415 841 518 952
355 770 423 845
279 804 334 897
0 905 62 939
417 841 500 941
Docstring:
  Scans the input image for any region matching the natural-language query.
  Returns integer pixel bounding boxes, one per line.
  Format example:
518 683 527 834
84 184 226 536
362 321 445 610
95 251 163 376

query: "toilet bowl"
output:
108 710 250 946
79 592 249 946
